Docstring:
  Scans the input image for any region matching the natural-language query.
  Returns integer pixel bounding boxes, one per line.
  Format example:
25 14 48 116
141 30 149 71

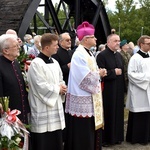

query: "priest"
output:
64 21 107 150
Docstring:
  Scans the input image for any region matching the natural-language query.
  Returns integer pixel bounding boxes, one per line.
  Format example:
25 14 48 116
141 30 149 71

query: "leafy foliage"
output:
0 97 24 150
17 50 35 72
0 134 22 150
31 0 149 45
107 0 150 44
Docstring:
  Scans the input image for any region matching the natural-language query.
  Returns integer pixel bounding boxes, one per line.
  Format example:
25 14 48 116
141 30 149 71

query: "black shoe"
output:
139 142 148 145
102 142 110 147
116 141 122 145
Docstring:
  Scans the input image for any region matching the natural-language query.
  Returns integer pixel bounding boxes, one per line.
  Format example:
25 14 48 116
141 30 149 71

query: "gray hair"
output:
107 34 119 42
59 32 70 41
98 44 105 51
24 34 32 42
0 34 17 53
33 35 41 42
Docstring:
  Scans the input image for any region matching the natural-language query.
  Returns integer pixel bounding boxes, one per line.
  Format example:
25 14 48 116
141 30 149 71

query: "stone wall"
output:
0 0 30 35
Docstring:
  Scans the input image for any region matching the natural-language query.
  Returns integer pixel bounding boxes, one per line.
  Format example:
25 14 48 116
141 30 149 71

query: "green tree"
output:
107 0 150 44
31 0 150 43
30 3 70 35
138 0 150 36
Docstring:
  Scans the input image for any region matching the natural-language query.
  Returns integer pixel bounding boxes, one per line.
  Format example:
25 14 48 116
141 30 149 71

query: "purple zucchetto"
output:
77 21 95 41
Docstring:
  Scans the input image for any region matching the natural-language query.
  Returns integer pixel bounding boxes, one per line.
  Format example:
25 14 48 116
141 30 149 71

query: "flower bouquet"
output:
0 97 29 150
17 50 35 72
17 51 35 91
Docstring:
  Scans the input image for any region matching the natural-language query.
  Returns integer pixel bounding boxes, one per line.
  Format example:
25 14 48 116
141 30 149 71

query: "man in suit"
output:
52 32 74 85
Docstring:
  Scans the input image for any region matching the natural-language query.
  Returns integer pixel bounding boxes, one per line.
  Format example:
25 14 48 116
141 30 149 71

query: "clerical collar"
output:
37 52 53 64
1 55 13 63
137 50 149 58
84 47 92 56
107 47 117 54
139 49 148 55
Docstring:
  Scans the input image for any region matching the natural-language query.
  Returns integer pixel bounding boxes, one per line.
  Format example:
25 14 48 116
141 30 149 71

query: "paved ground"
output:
103 143 150 150
103 121 150 150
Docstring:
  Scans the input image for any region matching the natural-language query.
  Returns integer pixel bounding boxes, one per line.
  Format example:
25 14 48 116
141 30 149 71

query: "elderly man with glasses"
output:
0 34 30 124
64 21 106 150
52 32 74 144
52 32 73 85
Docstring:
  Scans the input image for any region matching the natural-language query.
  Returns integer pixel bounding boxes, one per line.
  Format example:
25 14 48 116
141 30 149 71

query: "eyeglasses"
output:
143 43 150 46
85 36 95 39
5 44 20 49
64 39 71 42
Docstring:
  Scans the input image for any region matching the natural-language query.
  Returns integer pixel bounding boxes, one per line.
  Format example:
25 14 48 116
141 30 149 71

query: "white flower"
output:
16 137 22 144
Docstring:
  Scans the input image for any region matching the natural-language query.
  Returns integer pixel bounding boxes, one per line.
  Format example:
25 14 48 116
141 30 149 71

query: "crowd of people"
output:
0 22 150 150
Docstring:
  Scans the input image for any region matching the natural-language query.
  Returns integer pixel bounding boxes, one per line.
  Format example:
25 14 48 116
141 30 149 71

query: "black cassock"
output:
96 47 125 145
0 55 30 124
52 46 74 85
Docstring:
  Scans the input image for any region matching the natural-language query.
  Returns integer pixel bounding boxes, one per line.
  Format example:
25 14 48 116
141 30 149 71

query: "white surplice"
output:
27 57 65 133
65 44 103 129
126 53 150 112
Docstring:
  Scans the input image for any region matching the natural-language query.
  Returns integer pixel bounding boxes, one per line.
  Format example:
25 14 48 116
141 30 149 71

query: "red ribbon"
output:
5 109 29 150
6 109 21 123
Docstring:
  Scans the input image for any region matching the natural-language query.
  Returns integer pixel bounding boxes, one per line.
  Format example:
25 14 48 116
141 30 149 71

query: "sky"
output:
38 0 117 13
38 0 140 13
105 0 140 11
105 0 116 11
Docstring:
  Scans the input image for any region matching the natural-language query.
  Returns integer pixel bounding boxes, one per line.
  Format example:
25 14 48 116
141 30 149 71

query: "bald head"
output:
107 34 120 52
6 29 23 46
6 29 17 36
